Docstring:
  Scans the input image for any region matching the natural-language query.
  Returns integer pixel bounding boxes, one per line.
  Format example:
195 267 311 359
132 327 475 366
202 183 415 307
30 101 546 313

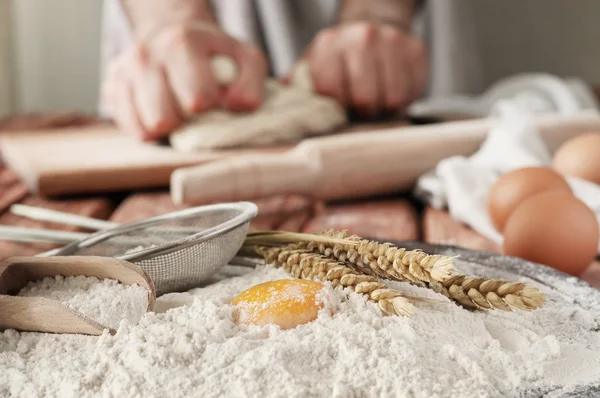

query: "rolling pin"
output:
171 110 600 205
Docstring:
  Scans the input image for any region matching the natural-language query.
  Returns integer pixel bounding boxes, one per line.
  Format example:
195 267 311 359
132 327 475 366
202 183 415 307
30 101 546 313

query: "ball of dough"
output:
210 55 239 85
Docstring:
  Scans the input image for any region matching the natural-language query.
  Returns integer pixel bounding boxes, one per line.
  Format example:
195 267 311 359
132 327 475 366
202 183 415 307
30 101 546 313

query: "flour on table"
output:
2 261 600 398
18 276 149 330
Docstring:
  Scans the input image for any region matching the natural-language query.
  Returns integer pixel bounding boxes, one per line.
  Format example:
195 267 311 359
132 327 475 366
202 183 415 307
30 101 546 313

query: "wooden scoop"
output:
0 256 156 336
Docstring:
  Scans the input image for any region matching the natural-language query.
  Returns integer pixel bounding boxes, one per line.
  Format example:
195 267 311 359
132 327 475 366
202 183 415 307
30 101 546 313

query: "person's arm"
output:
120 0 217 38
337 0 416 33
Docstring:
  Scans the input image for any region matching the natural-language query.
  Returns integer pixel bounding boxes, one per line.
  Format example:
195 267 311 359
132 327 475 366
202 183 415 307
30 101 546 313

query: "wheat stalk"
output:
244 231 359 247
255 246 415 317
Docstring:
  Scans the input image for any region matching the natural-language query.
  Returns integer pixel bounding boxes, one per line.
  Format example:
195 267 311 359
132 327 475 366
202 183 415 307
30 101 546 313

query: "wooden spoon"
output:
0 256 156 336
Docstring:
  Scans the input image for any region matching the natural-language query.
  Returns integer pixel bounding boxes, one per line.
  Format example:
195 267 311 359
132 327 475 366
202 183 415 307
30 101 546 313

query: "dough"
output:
169 57 347 152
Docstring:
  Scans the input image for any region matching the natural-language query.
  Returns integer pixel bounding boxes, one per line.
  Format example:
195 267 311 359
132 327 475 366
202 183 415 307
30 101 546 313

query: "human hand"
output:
306 21 427 118
101 22 268 141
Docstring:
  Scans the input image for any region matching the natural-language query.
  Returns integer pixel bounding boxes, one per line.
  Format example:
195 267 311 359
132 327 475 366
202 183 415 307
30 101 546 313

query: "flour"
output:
2 258 600 398
18 276 149 330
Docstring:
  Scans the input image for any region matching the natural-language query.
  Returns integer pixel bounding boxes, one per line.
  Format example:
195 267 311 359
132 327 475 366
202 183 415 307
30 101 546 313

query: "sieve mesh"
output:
133 225 249 294
54 203 257 295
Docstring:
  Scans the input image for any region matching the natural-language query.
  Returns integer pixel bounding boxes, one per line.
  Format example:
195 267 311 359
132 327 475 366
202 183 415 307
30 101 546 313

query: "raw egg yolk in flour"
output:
232 279 332 330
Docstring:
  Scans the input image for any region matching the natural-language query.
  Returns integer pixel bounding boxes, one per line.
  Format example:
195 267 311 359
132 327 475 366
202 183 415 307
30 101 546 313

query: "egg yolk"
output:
231 279 329 330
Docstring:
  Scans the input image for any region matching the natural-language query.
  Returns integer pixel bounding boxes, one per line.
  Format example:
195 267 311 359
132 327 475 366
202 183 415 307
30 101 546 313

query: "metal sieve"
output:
0 202 258 295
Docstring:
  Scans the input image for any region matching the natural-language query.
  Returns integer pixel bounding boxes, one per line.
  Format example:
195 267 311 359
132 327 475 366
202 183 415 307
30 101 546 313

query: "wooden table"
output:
1 114 599 290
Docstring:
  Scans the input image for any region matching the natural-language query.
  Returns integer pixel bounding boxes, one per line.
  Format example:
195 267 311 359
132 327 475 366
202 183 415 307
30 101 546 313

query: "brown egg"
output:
503 190 599 275
488 167 571 231
553 133 600 184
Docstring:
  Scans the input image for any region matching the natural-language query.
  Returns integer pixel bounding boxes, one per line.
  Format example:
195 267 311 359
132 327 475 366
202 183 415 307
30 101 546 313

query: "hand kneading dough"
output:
169 57 347 152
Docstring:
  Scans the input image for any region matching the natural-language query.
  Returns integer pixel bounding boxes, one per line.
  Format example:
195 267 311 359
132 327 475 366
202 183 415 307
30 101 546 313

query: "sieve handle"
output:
7 205 113 257
10 204 118 231
37 248 62 257
0 225 88 244
10 205 212 236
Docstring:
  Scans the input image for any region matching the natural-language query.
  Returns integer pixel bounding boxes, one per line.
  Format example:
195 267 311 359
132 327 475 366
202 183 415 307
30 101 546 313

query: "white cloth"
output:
415 112 600 253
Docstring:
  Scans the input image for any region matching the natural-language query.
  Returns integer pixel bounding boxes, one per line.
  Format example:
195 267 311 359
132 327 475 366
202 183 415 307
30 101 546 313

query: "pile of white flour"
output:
1 259 600 397
18 275 149 330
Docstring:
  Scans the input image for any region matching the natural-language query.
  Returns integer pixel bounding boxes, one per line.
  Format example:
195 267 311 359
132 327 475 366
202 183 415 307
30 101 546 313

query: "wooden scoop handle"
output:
0 296 110 336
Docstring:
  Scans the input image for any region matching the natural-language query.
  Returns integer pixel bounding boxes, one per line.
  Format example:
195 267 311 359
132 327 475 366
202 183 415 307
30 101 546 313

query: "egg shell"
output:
503 190 599 276
231 279 330 330
488 167 572 231
553 133 600 184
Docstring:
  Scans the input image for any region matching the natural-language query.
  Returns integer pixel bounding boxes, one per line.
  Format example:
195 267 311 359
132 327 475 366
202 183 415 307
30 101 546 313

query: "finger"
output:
129 45 182 140
102 56 145 138
223 44 267 111
309 29 347 106
161 27 219 115
114 76 146 140
99 60 122 118
379 27 412 110
407 38 428 101
343 24 380 117
279 74 291 85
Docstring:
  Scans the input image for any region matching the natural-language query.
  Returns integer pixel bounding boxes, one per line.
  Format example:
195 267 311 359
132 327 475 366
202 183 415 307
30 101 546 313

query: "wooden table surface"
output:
1 114 599 290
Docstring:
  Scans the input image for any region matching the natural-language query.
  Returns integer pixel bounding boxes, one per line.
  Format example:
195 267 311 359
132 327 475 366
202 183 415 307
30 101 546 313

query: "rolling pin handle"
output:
170 153 317 205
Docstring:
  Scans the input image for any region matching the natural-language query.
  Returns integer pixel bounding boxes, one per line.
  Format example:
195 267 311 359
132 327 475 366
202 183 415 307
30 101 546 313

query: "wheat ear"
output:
255 246 414 317
295 230 456 286
428 275 546 311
